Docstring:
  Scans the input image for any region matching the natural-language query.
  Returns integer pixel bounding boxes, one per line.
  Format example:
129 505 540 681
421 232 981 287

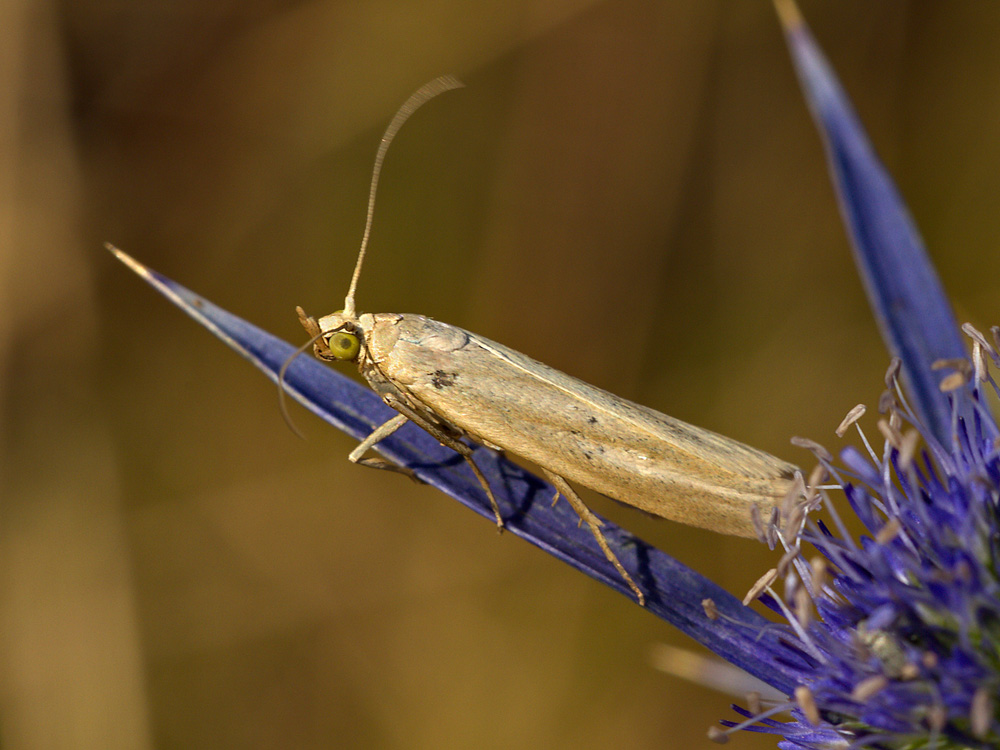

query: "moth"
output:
293 77 798 604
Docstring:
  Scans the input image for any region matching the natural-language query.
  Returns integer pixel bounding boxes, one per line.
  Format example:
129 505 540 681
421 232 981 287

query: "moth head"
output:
280 307 362 436
313 310 362 362
295 307 363 363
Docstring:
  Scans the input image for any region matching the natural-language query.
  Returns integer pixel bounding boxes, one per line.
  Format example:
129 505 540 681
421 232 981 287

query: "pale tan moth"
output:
294 76 798 604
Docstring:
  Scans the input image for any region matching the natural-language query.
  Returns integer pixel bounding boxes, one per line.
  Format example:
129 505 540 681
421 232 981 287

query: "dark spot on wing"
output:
432 370 459 389
588 416 598 424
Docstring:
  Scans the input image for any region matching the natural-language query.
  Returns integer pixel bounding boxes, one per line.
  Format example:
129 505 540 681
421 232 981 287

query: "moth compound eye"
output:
327 331 360 361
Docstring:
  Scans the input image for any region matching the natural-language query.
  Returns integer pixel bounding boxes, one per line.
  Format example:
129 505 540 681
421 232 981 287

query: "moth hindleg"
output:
543 470 645 606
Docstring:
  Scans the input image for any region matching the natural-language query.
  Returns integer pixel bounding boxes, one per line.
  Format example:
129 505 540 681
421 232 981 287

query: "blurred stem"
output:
0 1 153 746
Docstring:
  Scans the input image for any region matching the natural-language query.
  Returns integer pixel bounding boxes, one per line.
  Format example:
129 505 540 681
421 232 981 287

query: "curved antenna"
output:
343 75 464 316
277 329 327 439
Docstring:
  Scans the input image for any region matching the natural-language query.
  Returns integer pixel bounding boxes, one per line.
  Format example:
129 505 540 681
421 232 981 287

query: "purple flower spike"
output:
774 0 972 447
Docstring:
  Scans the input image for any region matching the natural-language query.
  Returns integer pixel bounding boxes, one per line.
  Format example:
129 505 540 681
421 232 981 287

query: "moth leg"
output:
542 469 645 606
404 422 505 532
378 396 505 532
456 451 504 532
349 413 422 482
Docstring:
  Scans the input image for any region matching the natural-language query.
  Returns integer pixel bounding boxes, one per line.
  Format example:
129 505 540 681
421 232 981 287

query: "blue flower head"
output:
703 3 1000 747
712 341 1000 748
108 2 999 746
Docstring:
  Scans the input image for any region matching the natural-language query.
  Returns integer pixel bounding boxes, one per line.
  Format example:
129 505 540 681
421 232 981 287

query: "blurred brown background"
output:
3 1 1000 748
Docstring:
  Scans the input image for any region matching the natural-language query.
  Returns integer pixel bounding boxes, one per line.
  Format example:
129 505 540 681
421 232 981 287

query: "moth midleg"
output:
372 395 505 532
542 469 645 606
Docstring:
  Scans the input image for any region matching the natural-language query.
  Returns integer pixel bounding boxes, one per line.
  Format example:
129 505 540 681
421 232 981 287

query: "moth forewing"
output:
367 314 797 538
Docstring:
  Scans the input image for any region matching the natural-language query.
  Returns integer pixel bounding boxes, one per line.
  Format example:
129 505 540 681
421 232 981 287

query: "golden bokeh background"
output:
3 1 1000 748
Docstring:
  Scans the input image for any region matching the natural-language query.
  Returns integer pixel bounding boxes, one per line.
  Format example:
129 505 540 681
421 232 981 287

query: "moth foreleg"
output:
542 470 645 606
349 413 422 482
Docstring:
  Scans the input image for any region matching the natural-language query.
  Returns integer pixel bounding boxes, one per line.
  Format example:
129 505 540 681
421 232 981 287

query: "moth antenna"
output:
343 75 464 317
277 329 328 439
